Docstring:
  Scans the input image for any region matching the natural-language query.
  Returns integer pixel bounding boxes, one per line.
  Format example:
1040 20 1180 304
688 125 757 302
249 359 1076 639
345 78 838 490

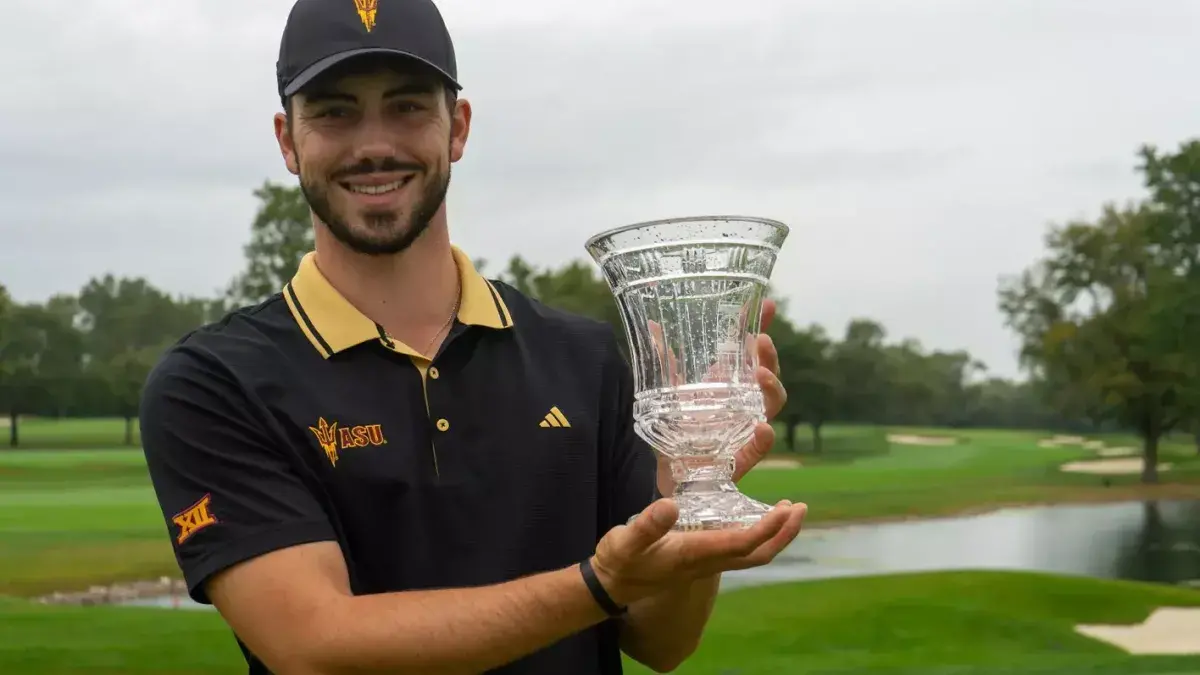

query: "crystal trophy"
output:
585 216 789 531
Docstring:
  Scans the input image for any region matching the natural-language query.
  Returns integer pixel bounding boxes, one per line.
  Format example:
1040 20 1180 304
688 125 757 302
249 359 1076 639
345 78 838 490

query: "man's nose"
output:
351 115 400 163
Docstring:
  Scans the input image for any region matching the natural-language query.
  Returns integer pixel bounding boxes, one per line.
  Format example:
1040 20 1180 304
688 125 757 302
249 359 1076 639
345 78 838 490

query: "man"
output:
138 0 807 673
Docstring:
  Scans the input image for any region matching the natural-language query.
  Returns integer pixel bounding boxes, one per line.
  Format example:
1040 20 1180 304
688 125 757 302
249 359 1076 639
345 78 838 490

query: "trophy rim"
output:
583 215 790 256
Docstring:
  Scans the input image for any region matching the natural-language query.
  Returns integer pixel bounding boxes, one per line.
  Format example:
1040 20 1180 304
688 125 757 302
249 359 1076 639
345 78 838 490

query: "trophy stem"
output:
665 454 773 532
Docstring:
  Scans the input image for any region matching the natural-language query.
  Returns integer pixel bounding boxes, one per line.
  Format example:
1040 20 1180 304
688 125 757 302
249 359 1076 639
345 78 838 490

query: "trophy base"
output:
670 486 774 532
630 479 773 532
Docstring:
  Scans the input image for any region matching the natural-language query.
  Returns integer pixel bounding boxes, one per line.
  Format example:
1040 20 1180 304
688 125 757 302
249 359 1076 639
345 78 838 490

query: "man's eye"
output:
317 107 352 118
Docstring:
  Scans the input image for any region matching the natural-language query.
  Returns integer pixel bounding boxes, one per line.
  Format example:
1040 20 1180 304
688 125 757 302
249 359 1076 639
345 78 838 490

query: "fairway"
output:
0 448 176 597
2 418 1199 673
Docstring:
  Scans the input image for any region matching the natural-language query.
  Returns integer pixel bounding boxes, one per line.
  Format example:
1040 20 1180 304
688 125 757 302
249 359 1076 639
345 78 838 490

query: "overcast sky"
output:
2 0 1196 378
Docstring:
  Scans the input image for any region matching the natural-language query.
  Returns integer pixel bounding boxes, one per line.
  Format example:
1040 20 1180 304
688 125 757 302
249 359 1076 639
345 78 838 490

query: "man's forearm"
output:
294 564 609 675
619 573 721 672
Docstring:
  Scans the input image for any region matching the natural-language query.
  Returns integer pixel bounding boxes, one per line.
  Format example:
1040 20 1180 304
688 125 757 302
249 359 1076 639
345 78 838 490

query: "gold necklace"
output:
423 285 461 358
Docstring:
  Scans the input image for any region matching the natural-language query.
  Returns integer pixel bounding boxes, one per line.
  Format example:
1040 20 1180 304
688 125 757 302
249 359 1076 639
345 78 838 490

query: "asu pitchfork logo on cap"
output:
354 0 378 32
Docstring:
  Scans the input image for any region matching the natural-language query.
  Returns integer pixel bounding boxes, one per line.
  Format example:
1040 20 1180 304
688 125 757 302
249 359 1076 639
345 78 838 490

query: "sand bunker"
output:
757 458 802 470
1075 607 1200 654
1059 458 1173 475
1040 435 1112 450
1042 435 1142 465
1040 435 1086 448
887 434 957 447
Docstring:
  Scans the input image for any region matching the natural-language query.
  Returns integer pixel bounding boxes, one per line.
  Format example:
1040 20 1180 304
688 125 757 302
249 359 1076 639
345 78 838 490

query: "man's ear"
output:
449 97 472 163
274 108 300 176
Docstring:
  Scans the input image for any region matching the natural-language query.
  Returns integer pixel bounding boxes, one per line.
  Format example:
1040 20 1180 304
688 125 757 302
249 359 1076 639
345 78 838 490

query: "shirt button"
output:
428 367 440 379
435 418 450 432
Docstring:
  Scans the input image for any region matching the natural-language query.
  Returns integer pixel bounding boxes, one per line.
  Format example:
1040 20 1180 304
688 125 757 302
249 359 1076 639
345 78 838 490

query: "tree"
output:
227 181 313 307
998 201 1190 483
1139 139 1200 453
76 276 215 444
0 297 84 446
831 319 888 424
493 255 623 344
769 317 837 453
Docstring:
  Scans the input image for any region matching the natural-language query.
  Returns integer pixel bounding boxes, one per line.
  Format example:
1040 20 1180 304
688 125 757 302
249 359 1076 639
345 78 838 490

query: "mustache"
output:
332 158 423 179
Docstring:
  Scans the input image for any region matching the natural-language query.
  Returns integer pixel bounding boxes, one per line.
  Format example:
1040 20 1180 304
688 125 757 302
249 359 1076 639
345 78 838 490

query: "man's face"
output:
275 59 471 255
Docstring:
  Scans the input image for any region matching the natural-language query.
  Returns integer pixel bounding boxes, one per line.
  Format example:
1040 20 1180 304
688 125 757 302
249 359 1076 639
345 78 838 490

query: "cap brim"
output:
282 48 462 98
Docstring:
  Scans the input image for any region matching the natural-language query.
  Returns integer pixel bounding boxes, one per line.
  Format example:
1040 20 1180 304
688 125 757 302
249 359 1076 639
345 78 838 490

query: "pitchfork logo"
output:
354 0 377 32
308 416 388 467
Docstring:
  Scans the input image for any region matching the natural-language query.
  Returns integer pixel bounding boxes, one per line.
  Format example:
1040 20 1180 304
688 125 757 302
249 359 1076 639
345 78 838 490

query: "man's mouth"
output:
339 174 414 196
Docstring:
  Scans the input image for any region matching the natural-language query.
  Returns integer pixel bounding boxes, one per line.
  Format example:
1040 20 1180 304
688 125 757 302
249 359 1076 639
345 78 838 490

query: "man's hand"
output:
592 497 806 607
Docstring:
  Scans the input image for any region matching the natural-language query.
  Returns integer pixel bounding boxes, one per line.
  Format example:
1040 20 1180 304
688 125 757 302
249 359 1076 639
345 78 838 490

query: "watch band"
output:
580 557 627 617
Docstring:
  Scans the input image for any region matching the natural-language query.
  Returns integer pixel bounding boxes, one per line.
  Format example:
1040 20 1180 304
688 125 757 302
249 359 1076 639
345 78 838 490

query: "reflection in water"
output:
724 499 1200 590
122 500 1200 609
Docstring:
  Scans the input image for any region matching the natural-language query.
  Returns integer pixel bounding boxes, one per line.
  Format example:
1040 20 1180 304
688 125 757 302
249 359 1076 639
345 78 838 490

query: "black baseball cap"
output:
276 0 462 106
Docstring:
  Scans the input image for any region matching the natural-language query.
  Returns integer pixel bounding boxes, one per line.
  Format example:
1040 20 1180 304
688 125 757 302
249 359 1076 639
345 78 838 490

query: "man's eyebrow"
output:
383 82 438 98
302 91 357 105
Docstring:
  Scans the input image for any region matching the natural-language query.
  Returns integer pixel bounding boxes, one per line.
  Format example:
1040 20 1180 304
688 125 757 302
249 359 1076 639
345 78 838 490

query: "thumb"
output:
622 498 678 551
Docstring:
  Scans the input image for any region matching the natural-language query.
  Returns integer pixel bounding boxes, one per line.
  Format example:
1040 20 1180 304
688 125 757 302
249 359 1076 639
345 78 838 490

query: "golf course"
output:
3 417 1200 674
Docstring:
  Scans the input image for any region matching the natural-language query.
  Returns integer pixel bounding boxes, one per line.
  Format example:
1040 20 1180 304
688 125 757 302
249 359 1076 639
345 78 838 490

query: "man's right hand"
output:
590 498 807 606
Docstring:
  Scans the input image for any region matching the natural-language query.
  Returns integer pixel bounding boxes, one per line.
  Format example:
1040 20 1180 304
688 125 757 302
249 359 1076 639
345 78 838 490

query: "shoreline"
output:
23 488 1200 608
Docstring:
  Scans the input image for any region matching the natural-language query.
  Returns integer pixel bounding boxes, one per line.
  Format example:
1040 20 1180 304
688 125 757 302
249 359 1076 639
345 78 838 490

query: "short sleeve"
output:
597 329 659 533
139 345 337 604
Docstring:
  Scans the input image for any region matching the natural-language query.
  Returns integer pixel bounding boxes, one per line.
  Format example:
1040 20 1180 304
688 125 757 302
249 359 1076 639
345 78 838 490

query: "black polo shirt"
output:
139 246 658 675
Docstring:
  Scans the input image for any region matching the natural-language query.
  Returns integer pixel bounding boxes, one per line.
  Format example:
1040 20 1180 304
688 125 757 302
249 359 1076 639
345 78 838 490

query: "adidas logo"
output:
539 406 571 428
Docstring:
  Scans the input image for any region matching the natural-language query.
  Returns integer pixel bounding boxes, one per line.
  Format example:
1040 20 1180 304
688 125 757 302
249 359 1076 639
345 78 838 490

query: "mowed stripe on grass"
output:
0 448 175 597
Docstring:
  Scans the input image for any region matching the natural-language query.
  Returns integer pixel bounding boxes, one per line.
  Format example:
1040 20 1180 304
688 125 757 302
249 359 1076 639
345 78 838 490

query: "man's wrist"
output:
581 557 628 616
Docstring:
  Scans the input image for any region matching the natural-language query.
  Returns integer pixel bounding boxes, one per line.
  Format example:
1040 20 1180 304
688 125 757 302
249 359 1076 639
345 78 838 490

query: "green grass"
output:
3 571 1199 674
3 418 1200 673
624 571 1200 675
0 449 178 597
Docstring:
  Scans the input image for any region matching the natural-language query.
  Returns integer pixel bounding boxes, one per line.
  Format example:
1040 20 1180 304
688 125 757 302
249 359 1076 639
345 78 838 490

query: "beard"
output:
299 155 452 256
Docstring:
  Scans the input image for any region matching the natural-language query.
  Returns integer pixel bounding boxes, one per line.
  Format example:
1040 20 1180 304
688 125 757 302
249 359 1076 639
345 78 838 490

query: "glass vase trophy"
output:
585 216 790 532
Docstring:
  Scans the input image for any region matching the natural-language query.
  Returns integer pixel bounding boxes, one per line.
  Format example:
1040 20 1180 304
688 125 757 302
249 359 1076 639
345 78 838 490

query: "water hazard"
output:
724 499 1200 590
121 499 1200 609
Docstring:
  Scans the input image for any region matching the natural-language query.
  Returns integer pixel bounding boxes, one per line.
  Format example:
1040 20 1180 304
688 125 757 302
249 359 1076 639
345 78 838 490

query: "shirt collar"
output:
283 246 513 359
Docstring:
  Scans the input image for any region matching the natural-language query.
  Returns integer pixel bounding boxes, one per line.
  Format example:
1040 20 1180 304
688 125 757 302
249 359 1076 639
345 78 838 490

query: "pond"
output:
120 499 1200 610
723 498 1200 590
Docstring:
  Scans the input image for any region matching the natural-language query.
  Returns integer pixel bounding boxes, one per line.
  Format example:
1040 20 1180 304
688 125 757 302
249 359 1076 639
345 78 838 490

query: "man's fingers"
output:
758 366 787 419
681 501 791 567
623 498 679 552
757 333 780 377
760 298 776 333
729 502 807 569
733 423 775 482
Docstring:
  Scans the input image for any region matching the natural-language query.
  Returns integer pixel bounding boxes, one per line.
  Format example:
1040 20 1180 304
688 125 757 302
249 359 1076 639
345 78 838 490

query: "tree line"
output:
1 138 1197 484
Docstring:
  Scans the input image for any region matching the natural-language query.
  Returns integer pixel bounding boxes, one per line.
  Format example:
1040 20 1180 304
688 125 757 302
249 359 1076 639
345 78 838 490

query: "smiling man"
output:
138 1 806 674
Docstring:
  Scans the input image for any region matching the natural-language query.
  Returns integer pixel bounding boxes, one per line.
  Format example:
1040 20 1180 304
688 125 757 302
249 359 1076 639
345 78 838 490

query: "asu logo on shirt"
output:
308 417 388 467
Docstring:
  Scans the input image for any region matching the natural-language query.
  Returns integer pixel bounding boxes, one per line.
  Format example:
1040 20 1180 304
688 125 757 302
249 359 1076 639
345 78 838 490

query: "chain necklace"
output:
422 283 461 359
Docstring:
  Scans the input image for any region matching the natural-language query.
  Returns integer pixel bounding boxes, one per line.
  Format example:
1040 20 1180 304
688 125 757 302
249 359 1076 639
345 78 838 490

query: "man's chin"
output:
327 221 427 256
